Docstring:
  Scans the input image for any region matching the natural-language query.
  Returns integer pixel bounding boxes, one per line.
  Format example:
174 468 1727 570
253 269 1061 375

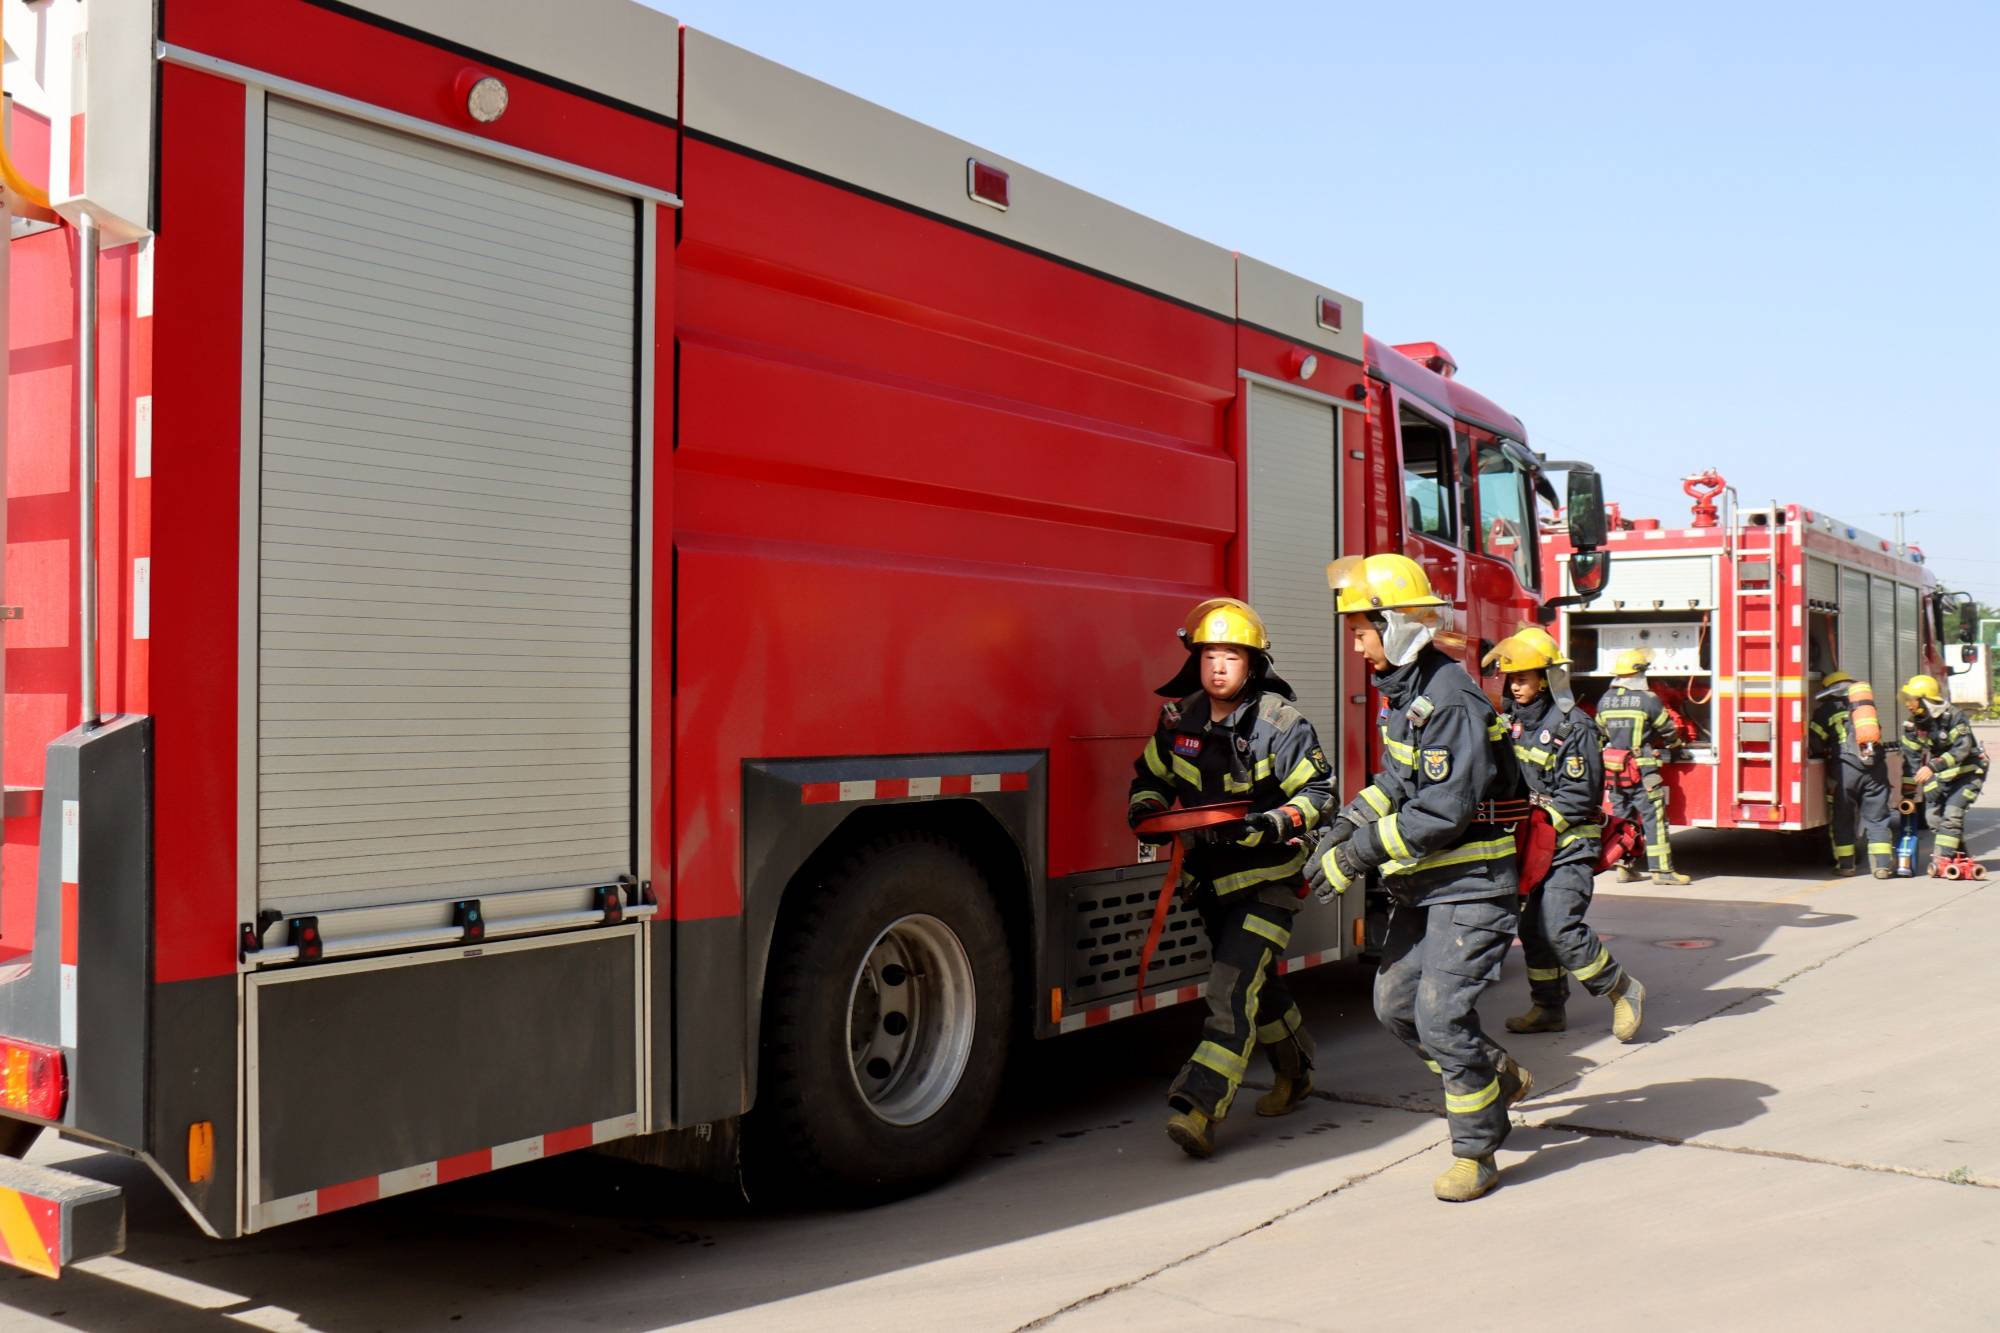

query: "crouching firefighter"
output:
1488 629 1646 1043
1898 675 1989 875
1598 648 1692 885
1811 670 1894 878
1128 598 1333 1159
1305 555 1531 1203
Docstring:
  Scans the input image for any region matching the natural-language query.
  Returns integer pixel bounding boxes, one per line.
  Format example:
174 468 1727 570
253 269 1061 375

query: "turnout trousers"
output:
1926 774 1986 858
1829 763 1894 873
1374 895 1519 1158
1607 781 1675 874
1168 894 1315 1120
1520 860 1624 1009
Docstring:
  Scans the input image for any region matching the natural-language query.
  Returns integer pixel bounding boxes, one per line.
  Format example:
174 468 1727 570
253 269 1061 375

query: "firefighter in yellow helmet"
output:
1304 554 1530 1202
1898 674 1988 874
1128 598 1333 1159
1597 647 1691 884
1809 669 1893 877
1487 629 1645 1043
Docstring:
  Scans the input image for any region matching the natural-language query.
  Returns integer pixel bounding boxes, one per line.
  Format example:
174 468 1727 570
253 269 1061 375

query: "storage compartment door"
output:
1869 576 1899 710
1244 385 1338 737
256 101 637 916
1836 568 1872 686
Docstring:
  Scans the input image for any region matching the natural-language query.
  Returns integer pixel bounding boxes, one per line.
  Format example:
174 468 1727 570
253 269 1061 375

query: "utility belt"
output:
1474 798 1536 826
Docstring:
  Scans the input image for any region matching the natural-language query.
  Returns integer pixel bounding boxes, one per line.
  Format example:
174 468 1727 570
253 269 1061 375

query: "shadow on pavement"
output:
1503 1076 1778 1185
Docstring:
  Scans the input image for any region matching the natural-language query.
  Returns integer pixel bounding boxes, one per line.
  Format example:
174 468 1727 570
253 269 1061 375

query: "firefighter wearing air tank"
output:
1304 554 1530 1203
1128 599 1333 1160
1597 649 1692 885
1810 671 1894 878
1488 629 1646 1043
1898 675 1989 875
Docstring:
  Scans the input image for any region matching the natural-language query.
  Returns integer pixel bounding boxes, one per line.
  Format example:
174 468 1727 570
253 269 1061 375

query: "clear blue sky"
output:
645 1 2000 605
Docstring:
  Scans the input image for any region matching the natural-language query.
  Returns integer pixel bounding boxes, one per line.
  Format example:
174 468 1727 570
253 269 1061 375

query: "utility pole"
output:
1877 509 1921 551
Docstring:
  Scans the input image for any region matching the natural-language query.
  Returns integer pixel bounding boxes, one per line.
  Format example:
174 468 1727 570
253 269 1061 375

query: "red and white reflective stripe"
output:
801 772 1029 804
252 1113 638 1231
58 801 80 1049
1055 948 1340 1034
1057 984 1203 1034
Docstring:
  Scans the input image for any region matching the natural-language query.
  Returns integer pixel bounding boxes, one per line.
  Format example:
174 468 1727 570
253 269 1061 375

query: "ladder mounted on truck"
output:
1725 505 1785 813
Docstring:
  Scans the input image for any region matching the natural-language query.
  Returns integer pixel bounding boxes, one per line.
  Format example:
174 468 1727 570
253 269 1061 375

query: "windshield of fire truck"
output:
1476 444 1537 591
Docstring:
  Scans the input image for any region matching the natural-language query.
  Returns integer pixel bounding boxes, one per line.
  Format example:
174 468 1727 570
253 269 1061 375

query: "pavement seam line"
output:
1011 1130 1445 1332
1525 1119 2000 1189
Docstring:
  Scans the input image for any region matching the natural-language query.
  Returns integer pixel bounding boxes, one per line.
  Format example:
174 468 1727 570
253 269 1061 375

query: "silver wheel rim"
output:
847 913 976 1126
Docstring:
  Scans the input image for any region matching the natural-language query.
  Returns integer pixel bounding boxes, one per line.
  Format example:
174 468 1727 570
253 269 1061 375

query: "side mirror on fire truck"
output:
1570 550 1610 597
1565 469 1608 551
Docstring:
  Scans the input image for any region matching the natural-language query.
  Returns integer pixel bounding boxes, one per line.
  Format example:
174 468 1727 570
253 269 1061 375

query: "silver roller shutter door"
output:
257 101 636 915
1896 584 1919 694
1245 386 1338 738
1836 568 1871 686
1599 554 1712 611
1869 576 1898 709
1806 557 1837 607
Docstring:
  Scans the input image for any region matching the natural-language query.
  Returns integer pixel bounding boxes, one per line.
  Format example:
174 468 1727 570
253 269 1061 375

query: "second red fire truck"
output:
1541 473 1957 837
0 0 1607 1271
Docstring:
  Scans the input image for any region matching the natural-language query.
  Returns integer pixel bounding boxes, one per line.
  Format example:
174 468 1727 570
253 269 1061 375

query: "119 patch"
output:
1565 753 1588 779
1421 748 1451 781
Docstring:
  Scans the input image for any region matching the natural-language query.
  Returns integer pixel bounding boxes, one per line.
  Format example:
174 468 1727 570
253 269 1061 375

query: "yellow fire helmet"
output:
1900 674 1943 703
1612 647 1654 677
1484 626 1569 674
1326 553 1447 614
1820 670 1855 689
1182 597 1270 652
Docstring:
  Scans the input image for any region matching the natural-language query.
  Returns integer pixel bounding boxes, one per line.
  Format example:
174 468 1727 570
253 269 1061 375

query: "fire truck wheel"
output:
752 832 1013 1202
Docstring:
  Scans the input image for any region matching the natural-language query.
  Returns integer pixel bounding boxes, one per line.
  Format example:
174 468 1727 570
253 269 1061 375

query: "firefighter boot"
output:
1433 1155 1500 1202
1873 868 1894 880
1835 859 1859 877
1166 1107 1217 1159
1615 863 1645 884
1610 975 1647 1043
1496 1052 1534 1106
1653 869 1692 886
1255 1073 1312 1117
1505 1004 1567 1034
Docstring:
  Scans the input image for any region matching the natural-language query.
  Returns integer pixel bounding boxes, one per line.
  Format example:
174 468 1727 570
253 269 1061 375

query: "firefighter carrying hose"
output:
1488 628 1647 1043
1810 670 1894 878
1129 598 1332 1159
1898 675 1988 875
1304 554 1530 1203
1597 648 1692 885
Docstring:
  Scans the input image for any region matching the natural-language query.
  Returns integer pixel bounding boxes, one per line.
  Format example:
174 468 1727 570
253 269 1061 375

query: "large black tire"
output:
750 832 1013 1204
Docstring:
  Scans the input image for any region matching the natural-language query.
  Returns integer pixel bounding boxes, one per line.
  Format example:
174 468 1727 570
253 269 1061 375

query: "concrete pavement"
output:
1 753 1994 1331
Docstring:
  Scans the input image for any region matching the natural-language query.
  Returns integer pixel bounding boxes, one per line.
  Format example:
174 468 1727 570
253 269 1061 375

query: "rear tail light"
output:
0 1038 65 1121
1317 296 1343 332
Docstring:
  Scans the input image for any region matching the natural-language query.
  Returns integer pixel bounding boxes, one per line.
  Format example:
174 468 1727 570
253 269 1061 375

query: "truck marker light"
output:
1317 297 1343 332
1288 349 1318 382
188 1122 215 1183
0 1039 66 1121
967 159 1010 211
461 72 509 124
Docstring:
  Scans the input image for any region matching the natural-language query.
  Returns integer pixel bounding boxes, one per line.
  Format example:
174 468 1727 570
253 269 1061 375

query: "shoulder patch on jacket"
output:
1258 693 1299 732
1421 748 1450 781
1565 753 1587 779
1309 745 1331 776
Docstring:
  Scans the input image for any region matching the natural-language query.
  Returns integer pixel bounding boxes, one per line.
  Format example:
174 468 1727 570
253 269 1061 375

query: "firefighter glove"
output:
1321 814 1358 848
1307 835 1364 903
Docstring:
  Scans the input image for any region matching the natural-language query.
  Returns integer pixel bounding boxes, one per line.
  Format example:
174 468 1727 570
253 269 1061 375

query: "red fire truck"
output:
0 0 1606 1271
1541 474 1957 837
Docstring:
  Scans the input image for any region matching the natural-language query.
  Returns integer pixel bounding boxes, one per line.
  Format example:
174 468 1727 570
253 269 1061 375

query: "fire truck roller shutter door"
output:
1837 568 1873 708
1245 385 1339 739
255 101 637 917
1870 576 1899 726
